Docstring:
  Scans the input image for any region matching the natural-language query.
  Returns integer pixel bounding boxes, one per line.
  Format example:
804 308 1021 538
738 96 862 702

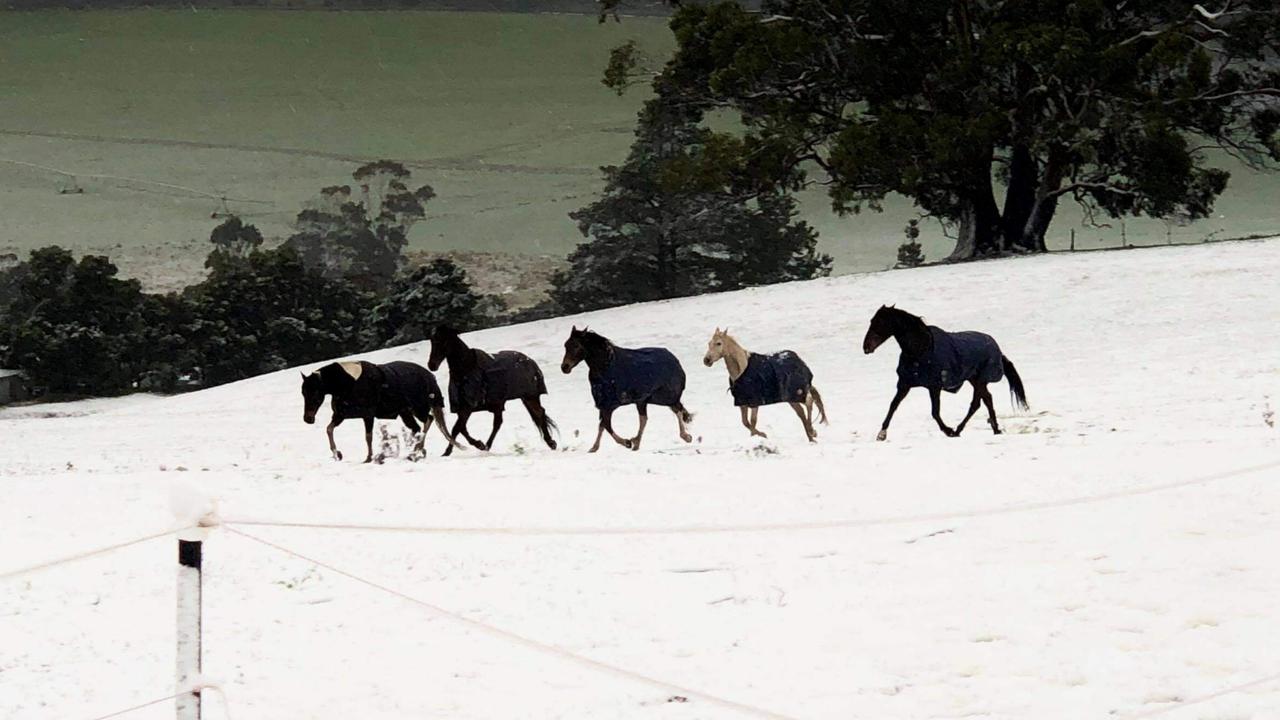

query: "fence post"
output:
176 533 204 720
1070 228 1075 251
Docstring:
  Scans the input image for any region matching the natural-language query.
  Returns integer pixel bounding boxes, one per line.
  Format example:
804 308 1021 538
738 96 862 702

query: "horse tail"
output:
1001 355 1029 411
809 385 829 424
431 406 465 451
675 404 694 424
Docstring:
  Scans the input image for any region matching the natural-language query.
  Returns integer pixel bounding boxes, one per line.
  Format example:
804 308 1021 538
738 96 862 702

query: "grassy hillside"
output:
0 9 1277 293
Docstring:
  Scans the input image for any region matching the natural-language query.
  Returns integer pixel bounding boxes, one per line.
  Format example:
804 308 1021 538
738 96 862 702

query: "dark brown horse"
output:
300 360 462 462
863 306 1028 440
427 326 558 456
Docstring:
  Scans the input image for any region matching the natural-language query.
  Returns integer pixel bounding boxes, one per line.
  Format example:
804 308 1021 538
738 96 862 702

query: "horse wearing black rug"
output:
427 325 558 456
862 306 1028 440
703 328 827 441
561 327 694 452
300 360 461 462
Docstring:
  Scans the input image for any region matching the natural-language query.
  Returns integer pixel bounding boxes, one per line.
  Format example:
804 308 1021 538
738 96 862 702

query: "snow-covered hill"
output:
3 240 1279 720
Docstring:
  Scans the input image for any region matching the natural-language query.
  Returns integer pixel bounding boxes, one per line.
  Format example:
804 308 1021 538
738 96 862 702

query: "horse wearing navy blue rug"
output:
300 360 462 462
560 327 694 452
427 325 558 456
862 306 1028 440
703 328 827 442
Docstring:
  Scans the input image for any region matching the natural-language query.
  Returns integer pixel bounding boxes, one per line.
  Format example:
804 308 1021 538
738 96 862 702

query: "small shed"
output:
0 369 29 405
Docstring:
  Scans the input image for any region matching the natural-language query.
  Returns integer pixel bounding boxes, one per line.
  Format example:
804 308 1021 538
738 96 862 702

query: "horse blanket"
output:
333 361 444 419
448 350 547 412
589 347 685 411
730 351 813 407
897 327 1004 393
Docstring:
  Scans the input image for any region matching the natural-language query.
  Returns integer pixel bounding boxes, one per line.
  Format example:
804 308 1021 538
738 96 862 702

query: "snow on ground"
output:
2 240 1279 720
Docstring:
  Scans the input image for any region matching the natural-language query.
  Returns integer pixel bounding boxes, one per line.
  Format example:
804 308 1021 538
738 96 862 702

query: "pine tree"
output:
551 97 830 314
365 258 498 348
896 219 926 269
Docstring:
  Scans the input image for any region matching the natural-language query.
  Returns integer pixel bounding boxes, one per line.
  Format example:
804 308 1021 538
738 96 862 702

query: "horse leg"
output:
444 411 472 456
954 382 984 436
480 409 504 452
400 412 424 459
878 385 910 441
362 416 375 462
809 386 829 425
630 403 648 451
521 396 557 450
981 386 1002 434
589 411 609 453
748 406 770 438
326 415 344 461
672 403 693 443
431 407 466 452
591 408 626 452
739 406 766 438
789 401 817 442
929 388 957 437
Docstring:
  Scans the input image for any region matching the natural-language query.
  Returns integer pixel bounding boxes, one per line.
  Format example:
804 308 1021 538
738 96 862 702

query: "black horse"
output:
300 360 461 462
561 326 694 452
427 325 558 455
862 306 1028 440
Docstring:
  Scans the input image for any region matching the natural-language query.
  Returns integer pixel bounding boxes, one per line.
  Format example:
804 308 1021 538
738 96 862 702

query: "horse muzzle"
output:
702 356 714 367
303 413 316 425
863 335 884 354
560 362 573 374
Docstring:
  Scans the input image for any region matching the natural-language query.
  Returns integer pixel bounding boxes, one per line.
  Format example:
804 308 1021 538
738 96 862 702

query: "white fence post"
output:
176 534 203 720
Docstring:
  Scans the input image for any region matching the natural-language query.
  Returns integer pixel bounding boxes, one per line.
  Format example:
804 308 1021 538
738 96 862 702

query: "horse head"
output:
863 306 895 354
703 327 729 367
427 325 458 372
300 370 326 424
561 325 587 374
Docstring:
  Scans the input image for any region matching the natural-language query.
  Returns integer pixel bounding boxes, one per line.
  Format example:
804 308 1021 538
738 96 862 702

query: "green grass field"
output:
0 9 1276 292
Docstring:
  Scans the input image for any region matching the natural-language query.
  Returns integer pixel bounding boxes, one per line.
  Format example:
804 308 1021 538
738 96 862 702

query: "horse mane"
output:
882 306 928 333
575 328 613 351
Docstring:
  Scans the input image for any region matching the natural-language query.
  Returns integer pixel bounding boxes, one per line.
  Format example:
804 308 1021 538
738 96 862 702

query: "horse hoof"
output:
876 430 887 441
333 451 343 461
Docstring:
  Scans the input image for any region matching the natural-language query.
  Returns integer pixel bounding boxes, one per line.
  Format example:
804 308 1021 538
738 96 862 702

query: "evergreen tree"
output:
0 247 156 395
552 97 830 313
206 216 264 270
365 258 498 347
896 219 926 269
185 246 369 387
606 1 1280 259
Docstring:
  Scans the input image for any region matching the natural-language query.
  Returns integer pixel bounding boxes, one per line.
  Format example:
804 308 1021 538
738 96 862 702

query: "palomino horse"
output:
862 306 1028 440
703 328 827 441
427 326 558 455
300 360 462 462
561 327 694 452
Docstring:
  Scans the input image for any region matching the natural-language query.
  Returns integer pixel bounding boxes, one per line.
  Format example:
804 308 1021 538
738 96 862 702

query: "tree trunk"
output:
947 187 1003 261
1001 144 1038 249
1012 147 1067 253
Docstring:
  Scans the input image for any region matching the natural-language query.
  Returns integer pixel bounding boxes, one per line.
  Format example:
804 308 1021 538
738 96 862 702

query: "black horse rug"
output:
589 347 686 411
898 327 1005 393
730 351 814 407
449 350 549 413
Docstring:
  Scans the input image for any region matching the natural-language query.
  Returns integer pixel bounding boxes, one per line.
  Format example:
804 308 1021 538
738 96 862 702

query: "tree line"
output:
3 0 1276 398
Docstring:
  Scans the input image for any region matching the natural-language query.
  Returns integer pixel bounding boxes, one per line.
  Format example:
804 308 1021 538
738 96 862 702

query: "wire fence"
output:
4 456 1279 719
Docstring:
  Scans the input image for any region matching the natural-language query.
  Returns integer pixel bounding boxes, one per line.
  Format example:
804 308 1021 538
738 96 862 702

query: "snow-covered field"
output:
2 240 1279 720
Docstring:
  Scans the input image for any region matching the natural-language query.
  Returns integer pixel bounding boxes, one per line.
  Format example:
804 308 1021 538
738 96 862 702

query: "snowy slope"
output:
2 239 1279 720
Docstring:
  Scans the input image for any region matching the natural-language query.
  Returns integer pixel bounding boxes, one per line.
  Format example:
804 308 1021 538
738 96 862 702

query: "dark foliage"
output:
184 246 371 387
365 258 498 348
552 97 831 313
0 247 159 395
609 1 1280 259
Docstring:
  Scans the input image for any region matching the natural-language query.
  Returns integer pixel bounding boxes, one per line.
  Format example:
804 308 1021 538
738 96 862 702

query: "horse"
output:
427 325 558 455
560 326 694 452
862 305 1028 440
300 360 462 462
702 328 828 442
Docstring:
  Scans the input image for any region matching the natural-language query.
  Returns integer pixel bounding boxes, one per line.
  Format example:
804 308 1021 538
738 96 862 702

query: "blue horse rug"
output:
897 327 1004 393
730 351 813 407
589 347 686 411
